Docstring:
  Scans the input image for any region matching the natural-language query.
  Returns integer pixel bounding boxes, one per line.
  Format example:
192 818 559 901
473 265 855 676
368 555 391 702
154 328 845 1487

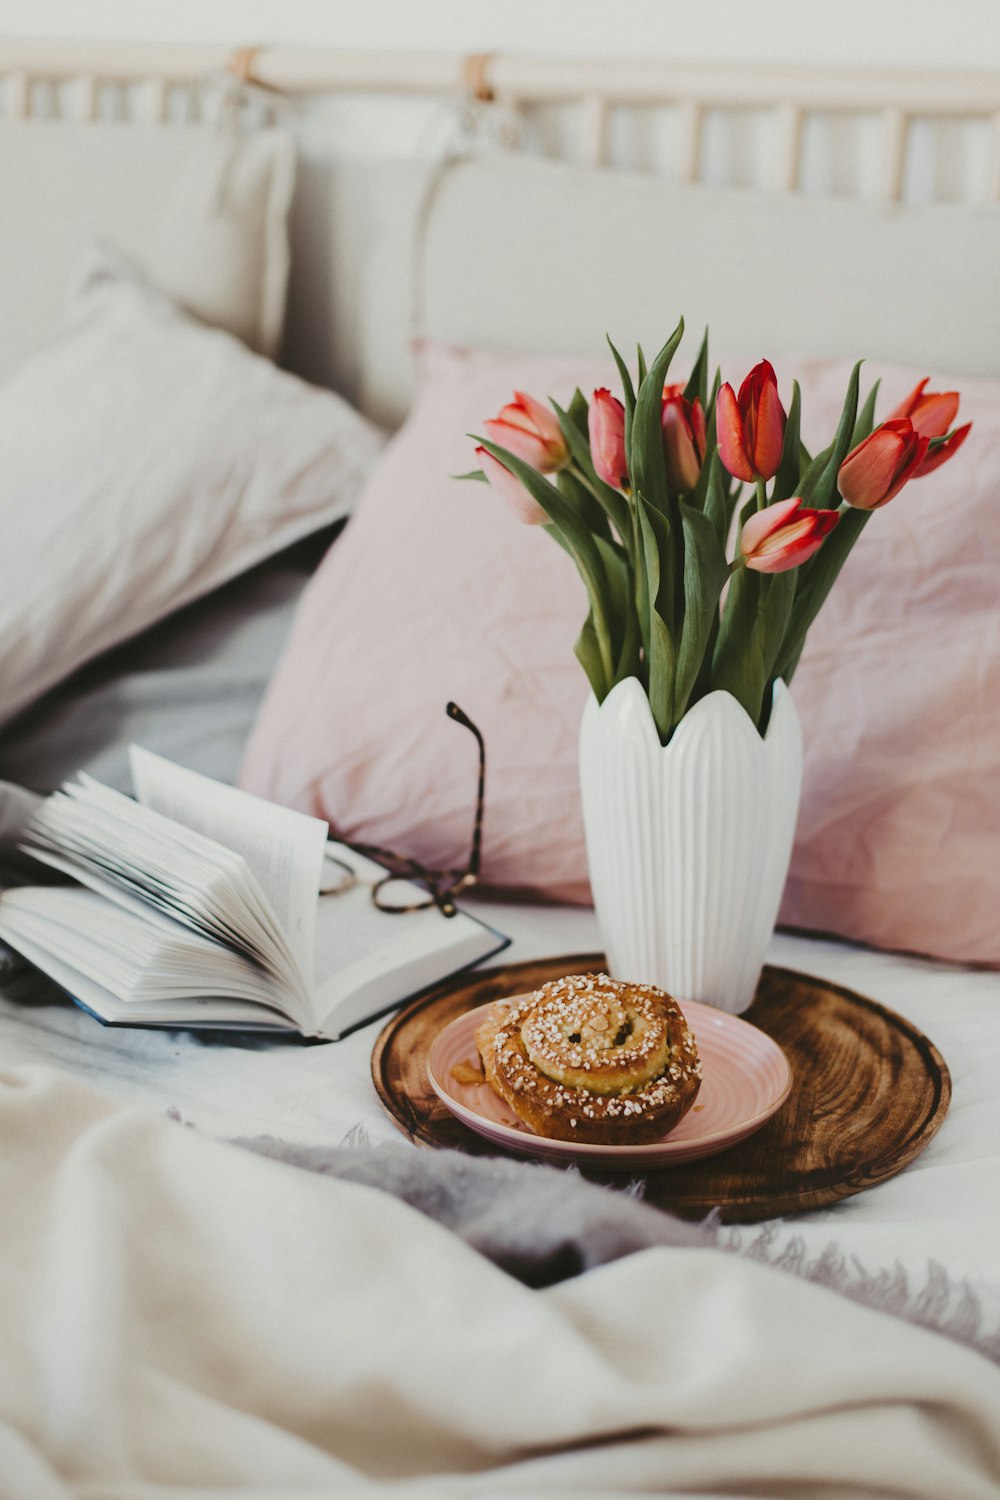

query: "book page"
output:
310 843 507 1037
23 778 315 1026
129 746 328 980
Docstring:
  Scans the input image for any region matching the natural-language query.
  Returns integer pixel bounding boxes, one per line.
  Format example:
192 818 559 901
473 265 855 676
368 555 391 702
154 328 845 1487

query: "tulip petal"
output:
482 416 551 471
909 390 961 440
589 389 629 489
838 419 928 509
716 383 754 482
742 504 839 574
513 390 564 447
739 496 802 556
913 421 972 477
752 377 786 482
888 377 928 422
476 447 549 524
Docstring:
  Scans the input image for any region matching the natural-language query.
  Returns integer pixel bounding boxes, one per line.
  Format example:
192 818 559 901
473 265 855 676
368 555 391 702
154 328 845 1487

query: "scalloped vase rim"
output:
586 675 793 750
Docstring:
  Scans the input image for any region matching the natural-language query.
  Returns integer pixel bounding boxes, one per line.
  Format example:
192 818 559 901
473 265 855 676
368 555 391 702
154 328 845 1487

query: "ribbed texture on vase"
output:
579 677 802 1014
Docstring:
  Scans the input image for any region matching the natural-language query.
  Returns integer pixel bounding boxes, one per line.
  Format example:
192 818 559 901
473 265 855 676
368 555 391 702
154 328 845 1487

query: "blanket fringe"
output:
725 1224 1000 1367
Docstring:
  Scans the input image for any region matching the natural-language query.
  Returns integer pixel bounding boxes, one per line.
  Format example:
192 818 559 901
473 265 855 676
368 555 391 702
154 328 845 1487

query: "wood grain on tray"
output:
372 955 951 1223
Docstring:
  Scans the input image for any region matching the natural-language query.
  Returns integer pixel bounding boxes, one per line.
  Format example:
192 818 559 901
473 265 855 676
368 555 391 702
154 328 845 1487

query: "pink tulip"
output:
588 389 629 489
716 360 786 482
837 418 929 510
483 390 568 473
889 377 960 440
476 447 548 525
913 420 972 477
661 385 707 491
739 497 839 574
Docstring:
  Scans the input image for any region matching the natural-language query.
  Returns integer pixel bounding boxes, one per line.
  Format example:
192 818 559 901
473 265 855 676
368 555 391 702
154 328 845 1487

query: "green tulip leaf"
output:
644 494 676 630
630 317 685 518
674 502 730 719
452 469 488 482
613 589 642 682
646 608 677 743
799 360 862 509
550 399 631 540
636 344 648 386
758 569 797 684
573 611 609 700
556 467 613 542
851 377 882 445
701 448 730 548
774 505 872 683
772 379 802 503
607 336 636 477
594 532 633 671
475 435 617 686
568 387 591 438
683 327 710 410
690 367 722 513
711 564 766 728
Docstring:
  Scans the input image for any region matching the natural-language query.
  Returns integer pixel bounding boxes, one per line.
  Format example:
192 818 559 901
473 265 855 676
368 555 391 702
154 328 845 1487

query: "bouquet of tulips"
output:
467 318 970 743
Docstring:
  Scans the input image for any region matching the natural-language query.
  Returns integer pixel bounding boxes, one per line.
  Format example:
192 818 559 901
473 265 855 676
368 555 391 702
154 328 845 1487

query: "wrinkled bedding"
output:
2 709 1000 1497
3 1064 1000 1500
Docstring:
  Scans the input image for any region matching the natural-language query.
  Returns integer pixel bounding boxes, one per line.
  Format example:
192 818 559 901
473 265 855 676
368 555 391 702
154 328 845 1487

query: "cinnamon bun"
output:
475 973 701 1145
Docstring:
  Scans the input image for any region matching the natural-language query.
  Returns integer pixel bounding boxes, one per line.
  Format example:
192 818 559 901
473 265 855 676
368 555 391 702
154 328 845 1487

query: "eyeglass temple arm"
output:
446 701 485 879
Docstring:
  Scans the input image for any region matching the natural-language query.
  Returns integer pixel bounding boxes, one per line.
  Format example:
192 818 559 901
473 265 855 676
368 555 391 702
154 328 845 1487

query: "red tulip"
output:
837 418 929 510
716 360 786 482
589 388 629 489
476 446 548 525
483 390 568 473
661 385 706 491
913 421 972 477
739 497 839 574
889 377 960 440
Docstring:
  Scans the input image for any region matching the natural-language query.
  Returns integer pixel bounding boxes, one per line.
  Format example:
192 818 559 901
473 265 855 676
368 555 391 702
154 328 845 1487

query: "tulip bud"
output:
739 497 839 574
476 447 548 525
889 377 960 440
588 389 629 489
661 387 706 491
483 390 569 473
837 418 929 510
716 360 786 483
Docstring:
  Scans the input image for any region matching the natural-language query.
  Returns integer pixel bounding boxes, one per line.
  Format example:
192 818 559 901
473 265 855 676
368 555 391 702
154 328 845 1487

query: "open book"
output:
0 748 508 1040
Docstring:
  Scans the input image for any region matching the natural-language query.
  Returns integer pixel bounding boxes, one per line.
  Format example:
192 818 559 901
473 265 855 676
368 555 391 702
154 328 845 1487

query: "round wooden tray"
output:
371 954 951 1223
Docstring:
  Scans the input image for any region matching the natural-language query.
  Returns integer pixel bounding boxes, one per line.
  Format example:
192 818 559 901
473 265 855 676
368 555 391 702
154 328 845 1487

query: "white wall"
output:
2 0 1000 70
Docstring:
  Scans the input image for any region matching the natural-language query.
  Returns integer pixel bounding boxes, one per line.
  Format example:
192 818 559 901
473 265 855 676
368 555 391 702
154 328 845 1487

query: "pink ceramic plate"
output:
427 996 793 1170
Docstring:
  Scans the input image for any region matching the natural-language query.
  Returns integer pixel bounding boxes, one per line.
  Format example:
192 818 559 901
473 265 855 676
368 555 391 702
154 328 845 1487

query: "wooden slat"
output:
5 70 28 117
774 102 803 192
579 93 608 168
677 99 703 183
1 40 999 119
880 106 909 202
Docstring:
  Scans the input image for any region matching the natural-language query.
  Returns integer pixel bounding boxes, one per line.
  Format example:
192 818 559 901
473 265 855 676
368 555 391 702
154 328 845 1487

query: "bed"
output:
1 40 999 1500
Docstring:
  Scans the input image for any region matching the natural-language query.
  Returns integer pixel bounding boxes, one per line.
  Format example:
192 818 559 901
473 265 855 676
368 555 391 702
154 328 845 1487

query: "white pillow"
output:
354 155 1000 426
420 158 1000 376
0 249 385 730
0 122 295 382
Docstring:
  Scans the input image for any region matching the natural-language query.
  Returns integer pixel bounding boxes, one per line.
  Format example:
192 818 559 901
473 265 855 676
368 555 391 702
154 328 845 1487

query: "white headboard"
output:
3 39 999 421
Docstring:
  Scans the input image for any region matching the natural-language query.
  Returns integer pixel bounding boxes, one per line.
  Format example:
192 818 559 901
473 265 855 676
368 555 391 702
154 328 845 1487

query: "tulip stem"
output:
755 478 768 513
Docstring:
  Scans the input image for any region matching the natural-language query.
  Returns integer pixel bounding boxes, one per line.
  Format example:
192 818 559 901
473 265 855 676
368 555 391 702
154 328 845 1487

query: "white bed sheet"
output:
7 1064 1000 1500
1 899 998 1316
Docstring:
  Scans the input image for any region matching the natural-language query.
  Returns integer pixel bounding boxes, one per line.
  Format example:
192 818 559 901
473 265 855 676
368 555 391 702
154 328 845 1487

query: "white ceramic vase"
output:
578 676 802 1015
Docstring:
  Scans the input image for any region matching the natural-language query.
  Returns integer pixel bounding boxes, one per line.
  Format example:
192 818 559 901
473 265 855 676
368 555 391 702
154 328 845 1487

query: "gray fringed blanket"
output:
237 1129 1000 1369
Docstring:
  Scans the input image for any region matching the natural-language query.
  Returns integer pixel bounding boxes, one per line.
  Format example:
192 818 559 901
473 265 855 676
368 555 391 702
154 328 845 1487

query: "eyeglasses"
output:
319 702 485 918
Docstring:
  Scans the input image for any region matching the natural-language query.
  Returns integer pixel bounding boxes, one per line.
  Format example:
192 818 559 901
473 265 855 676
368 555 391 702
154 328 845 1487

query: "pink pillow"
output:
241 342 1000 964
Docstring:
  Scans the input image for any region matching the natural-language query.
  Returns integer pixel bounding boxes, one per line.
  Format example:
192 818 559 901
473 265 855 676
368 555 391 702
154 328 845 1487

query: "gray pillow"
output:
0 531 333 796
